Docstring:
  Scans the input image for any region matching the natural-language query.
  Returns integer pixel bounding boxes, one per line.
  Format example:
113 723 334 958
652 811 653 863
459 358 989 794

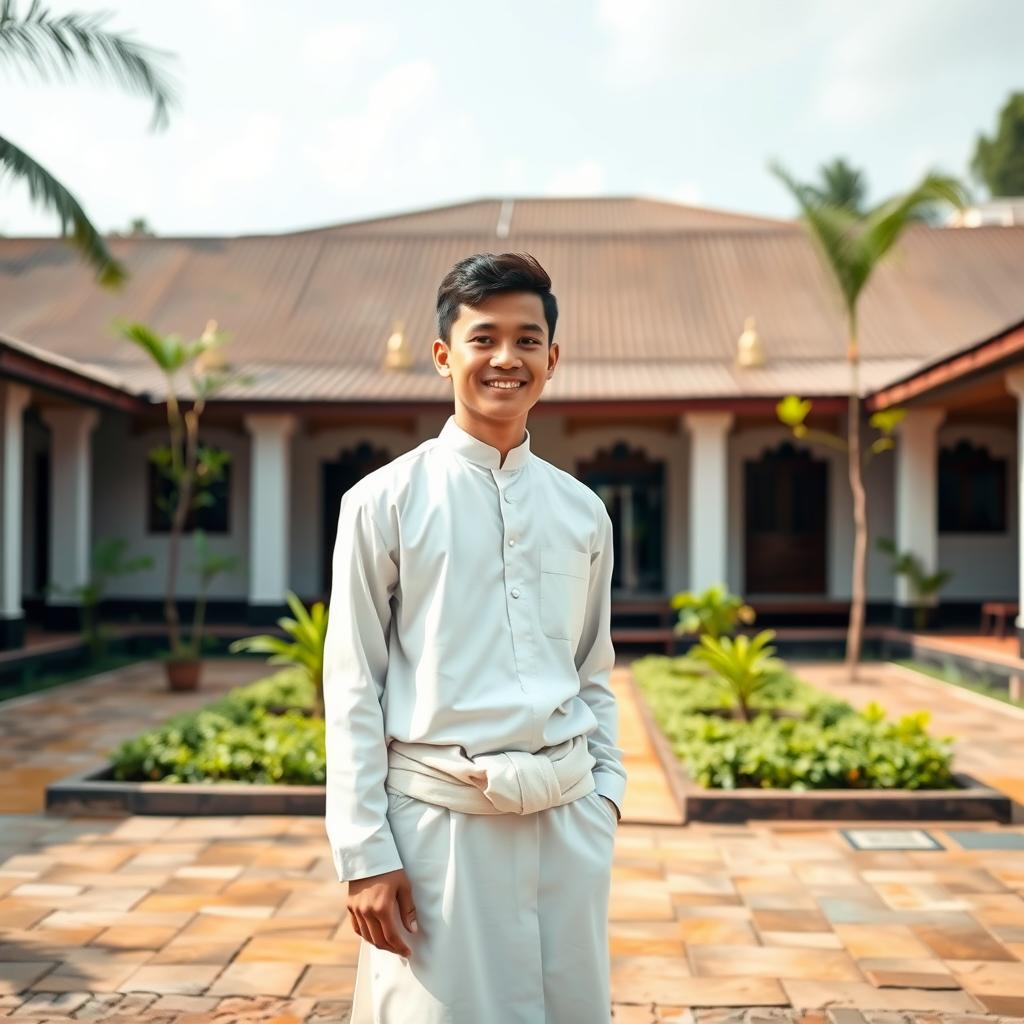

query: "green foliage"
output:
229 591 328 718
776 395 906 464
776 395 812 437
110 668 323 784
769 161 967 327
683 630 787 722
46 537 152 659
876 537 953 629
971 91 1024 197
670 583 755 640
806 157 868 215
0 0 177 284
633 655 955 791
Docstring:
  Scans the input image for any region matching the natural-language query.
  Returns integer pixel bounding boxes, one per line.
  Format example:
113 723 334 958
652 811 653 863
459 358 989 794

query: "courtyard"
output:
1 658 1023 1023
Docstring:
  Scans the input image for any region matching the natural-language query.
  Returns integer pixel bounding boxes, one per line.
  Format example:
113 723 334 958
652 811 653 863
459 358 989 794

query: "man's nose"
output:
491 344 522 367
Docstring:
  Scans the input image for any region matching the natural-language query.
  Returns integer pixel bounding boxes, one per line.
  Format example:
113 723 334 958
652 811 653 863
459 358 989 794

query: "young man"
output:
323 252 626 1023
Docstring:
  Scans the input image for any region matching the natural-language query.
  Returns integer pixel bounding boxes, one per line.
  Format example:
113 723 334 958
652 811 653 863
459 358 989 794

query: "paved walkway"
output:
0 660 1022 1021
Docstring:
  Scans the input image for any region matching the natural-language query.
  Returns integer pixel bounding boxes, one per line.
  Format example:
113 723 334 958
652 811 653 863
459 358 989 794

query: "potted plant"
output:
45 538 153 661
119 320 235 690
228 590 329 717
876 537 953 632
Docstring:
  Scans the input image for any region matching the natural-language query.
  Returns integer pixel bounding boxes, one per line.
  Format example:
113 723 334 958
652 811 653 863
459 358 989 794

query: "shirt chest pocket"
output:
539 547 590 642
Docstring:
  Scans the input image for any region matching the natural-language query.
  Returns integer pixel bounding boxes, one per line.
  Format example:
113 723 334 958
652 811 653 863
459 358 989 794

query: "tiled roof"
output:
1 197 1022 404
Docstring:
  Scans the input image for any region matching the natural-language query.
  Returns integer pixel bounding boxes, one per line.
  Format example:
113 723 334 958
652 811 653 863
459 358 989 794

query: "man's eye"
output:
520 338 541 345
472 336 491 344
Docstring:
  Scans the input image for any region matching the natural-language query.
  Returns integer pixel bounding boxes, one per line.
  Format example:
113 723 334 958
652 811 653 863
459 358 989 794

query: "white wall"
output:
937 423 1017 600
92 413 251 599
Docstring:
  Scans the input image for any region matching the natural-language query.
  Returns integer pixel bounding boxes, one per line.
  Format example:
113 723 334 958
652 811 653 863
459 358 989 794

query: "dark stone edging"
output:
46 764 328 817
626 672 1014 824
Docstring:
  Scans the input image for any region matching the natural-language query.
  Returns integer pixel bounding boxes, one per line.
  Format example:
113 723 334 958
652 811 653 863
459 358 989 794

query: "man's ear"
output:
432 338 451 378
546 341 559 380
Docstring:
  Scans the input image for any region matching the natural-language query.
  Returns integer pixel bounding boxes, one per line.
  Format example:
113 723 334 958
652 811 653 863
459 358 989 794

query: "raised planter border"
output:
46 764 328 817
627 671 1014 824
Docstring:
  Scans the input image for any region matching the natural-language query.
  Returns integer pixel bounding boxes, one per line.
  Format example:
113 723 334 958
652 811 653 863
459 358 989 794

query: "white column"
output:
684 411 733 593
1006 369 1024 641
894 408 945 612
244 414 297 615
41 407 99 615
0 381 31 647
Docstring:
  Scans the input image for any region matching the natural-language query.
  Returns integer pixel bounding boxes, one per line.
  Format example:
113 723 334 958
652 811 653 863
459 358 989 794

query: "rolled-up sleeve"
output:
574 501 627 820
323 490 403 882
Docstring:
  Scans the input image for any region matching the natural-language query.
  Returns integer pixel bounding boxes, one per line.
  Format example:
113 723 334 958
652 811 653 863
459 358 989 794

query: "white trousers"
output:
350 782 617 1024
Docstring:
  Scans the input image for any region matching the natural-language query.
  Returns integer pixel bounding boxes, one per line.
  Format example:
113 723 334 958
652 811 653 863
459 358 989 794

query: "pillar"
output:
893 408 946 629
0 381 30 649
244 414 296 623
683 411 733 594
40 406 99 630
1006 368 1024 655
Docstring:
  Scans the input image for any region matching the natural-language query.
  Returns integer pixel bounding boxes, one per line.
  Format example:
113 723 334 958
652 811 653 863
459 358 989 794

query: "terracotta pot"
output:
166 659 201 692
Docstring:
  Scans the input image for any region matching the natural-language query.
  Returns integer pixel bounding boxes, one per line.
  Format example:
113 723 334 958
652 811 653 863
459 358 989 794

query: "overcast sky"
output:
2 0 1021 236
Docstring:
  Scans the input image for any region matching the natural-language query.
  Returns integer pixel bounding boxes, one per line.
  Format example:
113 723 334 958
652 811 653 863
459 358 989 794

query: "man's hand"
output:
601 795 620 824
347 867 418 956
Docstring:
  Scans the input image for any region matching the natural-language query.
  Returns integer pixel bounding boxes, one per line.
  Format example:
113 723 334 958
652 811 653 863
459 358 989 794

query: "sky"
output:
1 0 1022 237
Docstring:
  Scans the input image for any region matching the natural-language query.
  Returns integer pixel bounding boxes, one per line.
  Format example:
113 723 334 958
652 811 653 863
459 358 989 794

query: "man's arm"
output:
574 500 627 820
323 490 403 882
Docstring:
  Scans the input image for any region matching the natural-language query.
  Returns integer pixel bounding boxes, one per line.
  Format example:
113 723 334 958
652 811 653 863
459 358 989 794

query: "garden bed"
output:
630 654 1012 823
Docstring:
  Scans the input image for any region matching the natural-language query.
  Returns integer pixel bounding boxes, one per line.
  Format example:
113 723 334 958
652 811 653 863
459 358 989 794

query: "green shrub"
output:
633 655 956 791
110 668 324 785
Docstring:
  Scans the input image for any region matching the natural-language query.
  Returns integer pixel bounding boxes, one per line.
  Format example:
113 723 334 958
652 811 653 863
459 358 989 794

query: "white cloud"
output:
597 0 820 83
304 61 467 195
545 159 607 196
302 21 394 83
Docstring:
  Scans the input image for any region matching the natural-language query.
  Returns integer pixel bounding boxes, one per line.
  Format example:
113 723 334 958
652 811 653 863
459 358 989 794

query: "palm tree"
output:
769 161 967 679
807 157 868 214
0 1 176 285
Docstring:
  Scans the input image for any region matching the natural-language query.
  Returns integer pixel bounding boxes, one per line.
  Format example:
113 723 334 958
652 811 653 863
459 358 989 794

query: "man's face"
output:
432 291 559 424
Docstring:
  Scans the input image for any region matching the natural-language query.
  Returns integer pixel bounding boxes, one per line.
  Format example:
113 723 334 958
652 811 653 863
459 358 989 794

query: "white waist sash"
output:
385 733 596 815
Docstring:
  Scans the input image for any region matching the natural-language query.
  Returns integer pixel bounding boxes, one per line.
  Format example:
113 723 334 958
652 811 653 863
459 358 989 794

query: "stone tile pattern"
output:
0 661 1022 1020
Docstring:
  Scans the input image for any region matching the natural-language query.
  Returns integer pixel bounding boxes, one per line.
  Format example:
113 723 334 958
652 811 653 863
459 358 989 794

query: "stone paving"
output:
0 659 1022 1021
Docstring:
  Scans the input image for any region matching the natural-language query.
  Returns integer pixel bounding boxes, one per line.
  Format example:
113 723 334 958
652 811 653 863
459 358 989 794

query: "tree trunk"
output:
846 351 868 682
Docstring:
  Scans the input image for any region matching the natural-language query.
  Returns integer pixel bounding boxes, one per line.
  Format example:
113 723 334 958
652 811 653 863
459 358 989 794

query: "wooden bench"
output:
981 601 1019 639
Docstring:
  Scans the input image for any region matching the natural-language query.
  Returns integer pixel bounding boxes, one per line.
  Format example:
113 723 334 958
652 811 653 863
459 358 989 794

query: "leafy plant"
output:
671 583 756 640
228 590 328 718
769 160 967 680
684 629 787 722
633 655 955 791
45 537 152 659
118 320 236 664
876 537 953 630
0 1 177 284
110 669 324 785
179 529 239 660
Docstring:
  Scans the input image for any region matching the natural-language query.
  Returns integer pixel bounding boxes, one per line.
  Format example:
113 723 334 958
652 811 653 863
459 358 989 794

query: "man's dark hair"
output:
436 252 558 344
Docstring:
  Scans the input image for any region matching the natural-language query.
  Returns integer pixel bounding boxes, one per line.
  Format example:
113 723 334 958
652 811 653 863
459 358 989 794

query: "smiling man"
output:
323 252 626 1023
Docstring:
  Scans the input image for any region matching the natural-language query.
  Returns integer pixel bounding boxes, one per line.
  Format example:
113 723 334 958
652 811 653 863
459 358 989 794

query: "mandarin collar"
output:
437 415 532 472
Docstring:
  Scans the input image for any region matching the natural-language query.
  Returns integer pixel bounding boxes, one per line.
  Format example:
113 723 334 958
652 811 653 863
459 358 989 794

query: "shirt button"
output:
504 491 514 503
508 538 516 547
511 588 520 599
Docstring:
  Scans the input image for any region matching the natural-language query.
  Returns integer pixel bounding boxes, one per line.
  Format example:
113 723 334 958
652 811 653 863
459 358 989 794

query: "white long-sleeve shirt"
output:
323 414 626 883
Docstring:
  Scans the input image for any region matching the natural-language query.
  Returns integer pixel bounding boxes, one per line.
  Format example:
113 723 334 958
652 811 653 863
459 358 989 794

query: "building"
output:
1 197 1023 651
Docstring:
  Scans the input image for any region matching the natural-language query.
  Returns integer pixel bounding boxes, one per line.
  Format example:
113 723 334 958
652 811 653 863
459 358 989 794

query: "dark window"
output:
148 445 231 534
938 441 1006 533
578 442 665 594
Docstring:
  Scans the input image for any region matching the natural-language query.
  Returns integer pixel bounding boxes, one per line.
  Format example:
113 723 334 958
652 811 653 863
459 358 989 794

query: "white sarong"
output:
349 736 616 1023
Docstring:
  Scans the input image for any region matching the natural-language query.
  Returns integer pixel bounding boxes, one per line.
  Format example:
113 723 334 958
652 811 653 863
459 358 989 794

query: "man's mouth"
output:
482 379 527 390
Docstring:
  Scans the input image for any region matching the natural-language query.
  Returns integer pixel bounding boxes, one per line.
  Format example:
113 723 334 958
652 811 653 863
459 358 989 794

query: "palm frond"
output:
769 159 868 319
0 132 124 286
861 173 968 266
116 322 188 372
0 0 177 130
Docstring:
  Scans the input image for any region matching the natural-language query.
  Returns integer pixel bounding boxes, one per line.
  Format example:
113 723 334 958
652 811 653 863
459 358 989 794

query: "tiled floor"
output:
0 659 1022 1021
